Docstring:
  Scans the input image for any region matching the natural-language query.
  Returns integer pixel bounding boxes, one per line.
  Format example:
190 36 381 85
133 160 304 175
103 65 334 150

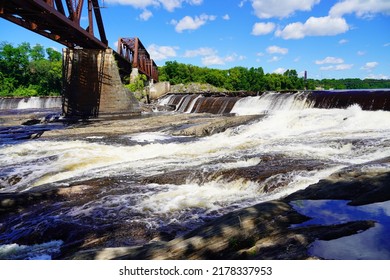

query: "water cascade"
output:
1 89 390 259
0 97 62 110
159 90 390 115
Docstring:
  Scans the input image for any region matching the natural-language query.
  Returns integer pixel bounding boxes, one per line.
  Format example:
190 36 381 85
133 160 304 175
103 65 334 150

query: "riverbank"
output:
1 108 390 260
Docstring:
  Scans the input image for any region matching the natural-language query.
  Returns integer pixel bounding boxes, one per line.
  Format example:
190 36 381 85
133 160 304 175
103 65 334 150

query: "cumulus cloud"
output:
223 14 230 20
273 67 287 74
184 47 216 57
361 61 379 71
105 0 202 11
171 14 216 33
329 0 390 18
366 73 390 79
268 56 282 62
147 44 178 60
251 22 276 36
315 56 352 71
339 39 349 44
202 55 225 66
266 45 288 55
250 0 320 19
200 53 245 66
276 16 349 39
320 64 353 71
139 9 153 21
315 56 344 65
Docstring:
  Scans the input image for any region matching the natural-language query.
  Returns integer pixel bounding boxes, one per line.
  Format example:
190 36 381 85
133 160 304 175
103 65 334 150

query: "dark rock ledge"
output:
70 164 390 260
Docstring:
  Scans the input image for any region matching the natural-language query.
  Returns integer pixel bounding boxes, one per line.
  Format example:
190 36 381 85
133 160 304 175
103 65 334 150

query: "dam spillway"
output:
159 89 390 115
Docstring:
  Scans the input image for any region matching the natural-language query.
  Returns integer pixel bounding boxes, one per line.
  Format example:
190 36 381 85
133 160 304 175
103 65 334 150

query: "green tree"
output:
30 44 45 61
0 42 62 96
46 47 62 62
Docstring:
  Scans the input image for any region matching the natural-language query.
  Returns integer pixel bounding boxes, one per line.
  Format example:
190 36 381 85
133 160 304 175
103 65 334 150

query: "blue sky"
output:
1 0 389 79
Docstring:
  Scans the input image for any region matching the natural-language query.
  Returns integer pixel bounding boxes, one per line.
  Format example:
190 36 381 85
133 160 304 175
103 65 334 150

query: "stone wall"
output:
148 82 171 100
62 48 141 118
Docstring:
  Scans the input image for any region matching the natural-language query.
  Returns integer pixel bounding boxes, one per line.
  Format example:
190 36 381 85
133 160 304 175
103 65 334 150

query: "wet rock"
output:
22 119 41 126
70 200 375 260
285 168 390 206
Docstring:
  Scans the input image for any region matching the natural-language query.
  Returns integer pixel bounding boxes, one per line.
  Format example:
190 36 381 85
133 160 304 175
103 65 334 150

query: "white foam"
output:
0 240 63 260
1 105 390 199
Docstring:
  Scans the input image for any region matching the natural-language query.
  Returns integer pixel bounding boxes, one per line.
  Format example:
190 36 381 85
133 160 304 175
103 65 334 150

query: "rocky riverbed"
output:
1 107 390 260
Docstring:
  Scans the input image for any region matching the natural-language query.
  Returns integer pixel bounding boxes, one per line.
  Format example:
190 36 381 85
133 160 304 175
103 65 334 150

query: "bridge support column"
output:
62 48 141 118
130 68 139 83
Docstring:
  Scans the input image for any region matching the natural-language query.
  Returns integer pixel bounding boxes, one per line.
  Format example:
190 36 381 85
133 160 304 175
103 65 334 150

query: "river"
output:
1 90 390 259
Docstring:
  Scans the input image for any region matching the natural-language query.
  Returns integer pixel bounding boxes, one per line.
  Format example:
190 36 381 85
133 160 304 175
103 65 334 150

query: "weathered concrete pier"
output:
62 48 141 118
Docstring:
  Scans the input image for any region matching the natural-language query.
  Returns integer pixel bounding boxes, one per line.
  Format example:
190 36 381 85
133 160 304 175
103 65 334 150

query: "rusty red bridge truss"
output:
0 0 158 81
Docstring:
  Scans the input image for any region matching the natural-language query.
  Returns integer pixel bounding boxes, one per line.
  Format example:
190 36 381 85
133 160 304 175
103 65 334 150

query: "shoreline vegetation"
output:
1 42 390 99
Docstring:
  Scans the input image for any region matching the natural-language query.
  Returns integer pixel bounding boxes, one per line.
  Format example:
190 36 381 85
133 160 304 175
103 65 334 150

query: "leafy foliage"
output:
159 61 390 91
0 42 62 97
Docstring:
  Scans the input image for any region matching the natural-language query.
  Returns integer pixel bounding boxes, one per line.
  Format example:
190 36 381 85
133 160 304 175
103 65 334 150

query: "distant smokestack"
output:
304 70 307 81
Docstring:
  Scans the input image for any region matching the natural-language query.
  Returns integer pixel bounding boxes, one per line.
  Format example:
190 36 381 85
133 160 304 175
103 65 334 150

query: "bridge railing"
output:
117 37 159 82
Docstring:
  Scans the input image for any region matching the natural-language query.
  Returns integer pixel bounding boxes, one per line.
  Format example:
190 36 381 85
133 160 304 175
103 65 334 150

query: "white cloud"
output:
357 51 366 56
239 0 248 8
330 0 390 18
365 73 390 79
148 44 178 60
361 61 379 71
315 56 344 65
223 14 230 20
276 16 349 39
320 64 353 71
202 55 225 66
105 0 202 11
251 22 276 36
384 43 390 47
201 53 245 66
339 39 348 44
266 45 288 55
106 0 158 9
268 56 282 62
250 0 320 19
184 47 216 57
139 9 153 21
274 67 287 74
172 14 216 33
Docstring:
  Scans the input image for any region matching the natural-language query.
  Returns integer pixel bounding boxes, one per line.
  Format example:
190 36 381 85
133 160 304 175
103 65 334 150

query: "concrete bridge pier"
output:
62 48 141 118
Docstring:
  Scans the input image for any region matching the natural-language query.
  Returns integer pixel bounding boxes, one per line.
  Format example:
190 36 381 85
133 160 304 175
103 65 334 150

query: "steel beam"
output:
0 0 107 49
117 37 158 81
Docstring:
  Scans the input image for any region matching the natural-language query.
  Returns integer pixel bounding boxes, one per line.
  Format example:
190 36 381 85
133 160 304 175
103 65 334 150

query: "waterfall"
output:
0 97 62 110
231 91 313 115
158 90 390 115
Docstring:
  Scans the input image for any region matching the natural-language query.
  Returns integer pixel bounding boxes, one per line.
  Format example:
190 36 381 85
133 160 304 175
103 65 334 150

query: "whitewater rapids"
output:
1 92 390 259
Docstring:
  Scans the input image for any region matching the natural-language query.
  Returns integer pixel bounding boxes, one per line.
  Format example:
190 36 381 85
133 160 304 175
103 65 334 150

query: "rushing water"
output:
0 97 62 110
1 91 390 259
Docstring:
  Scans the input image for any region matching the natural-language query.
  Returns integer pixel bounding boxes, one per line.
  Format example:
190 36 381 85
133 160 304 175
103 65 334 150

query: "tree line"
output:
1 43 390 97
0 42 62 97
158 61 390 91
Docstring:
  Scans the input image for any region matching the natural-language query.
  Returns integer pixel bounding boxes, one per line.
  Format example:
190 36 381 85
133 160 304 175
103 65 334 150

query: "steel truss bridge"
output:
0 0 158 81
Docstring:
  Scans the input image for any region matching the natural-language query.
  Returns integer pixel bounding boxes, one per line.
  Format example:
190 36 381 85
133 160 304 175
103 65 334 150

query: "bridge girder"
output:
0 0 107 49
117 37 159 82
